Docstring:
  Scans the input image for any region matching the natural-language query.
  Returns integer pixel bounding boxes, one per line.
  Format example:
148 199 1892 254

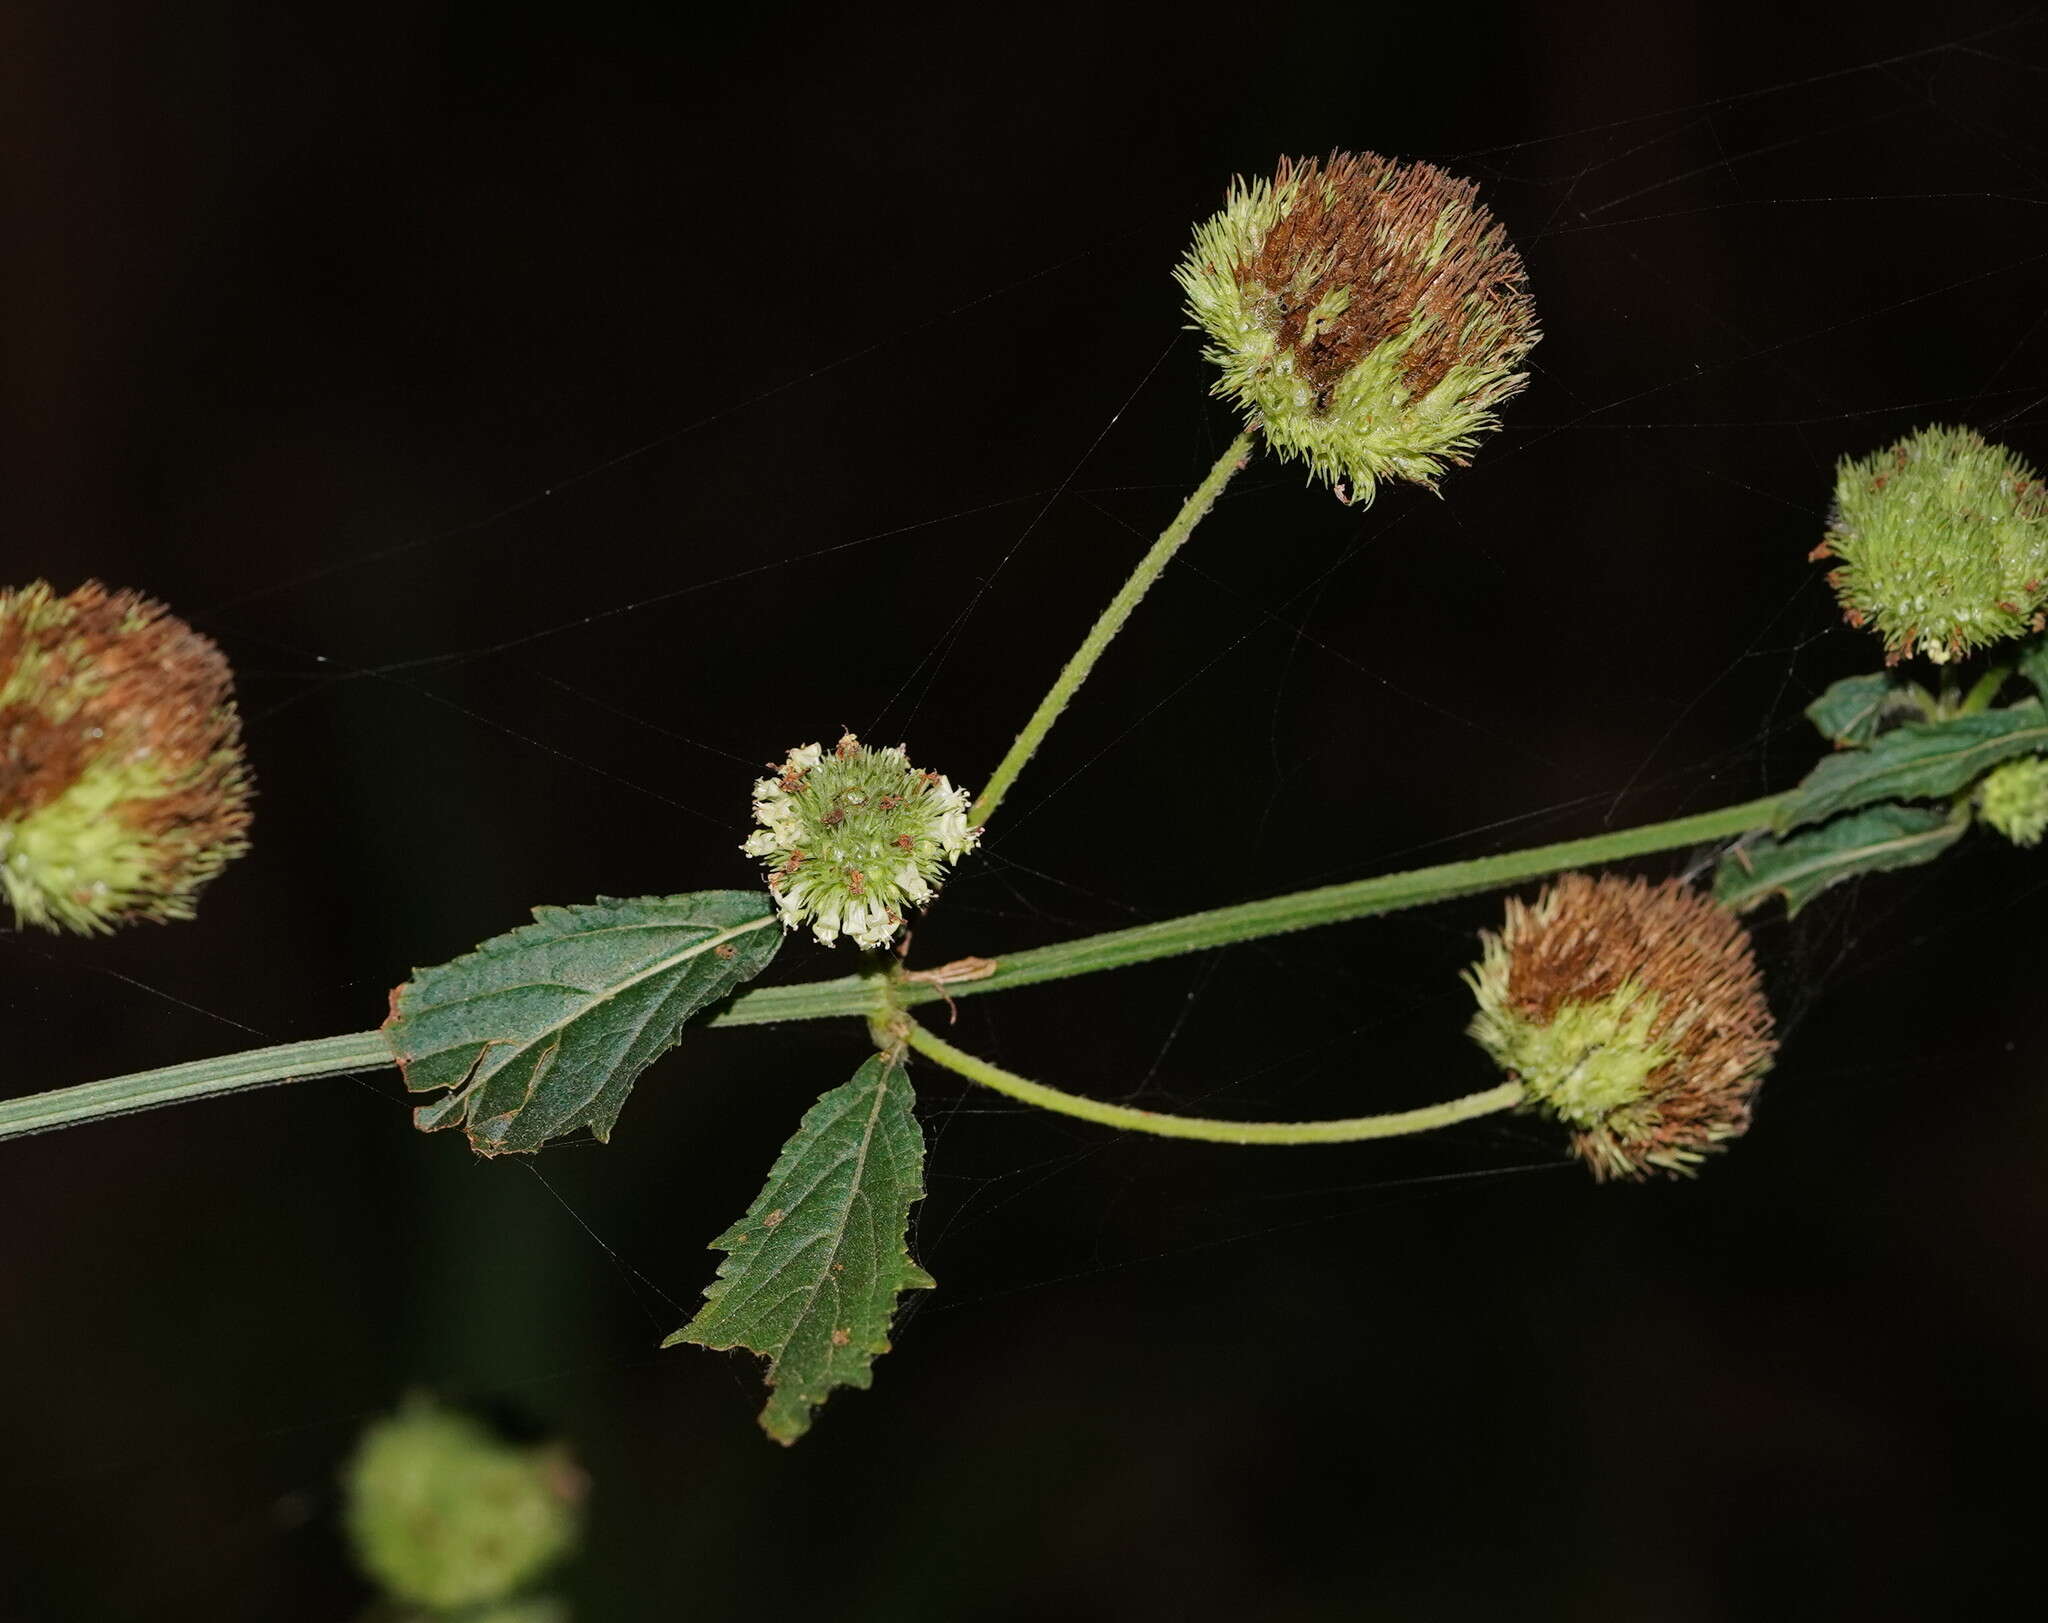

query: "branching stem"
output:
0 791 1782 1144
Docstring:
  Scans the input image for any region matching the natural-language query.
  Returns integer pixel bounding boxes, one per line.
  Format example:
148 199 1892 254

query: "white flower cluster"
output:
744 734 978 948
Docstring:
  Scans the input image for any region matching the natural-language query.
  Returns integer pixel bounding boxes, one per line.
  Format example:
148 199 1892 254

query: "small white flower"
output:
744 732 980 948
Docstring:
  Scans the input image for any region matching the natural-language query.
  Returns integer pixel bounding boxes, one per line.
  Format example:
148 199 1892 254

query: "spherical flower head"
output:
344 1396 584 1611
1813 425 2048 664
0 580 252 933
744 732 978 949
1465 874 1775 1181
1175 151 1539 503
1977 754 2048 847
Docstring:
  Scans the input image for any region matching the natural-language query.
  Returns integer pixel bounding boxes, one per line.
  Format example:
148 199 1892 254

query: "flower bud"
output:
744 732 978 949
1466 873 1775 1181
1175 151 1539 503
343 1397 584 1612
0 581 251 933
1812 425 2048 664
1977 754 2048 847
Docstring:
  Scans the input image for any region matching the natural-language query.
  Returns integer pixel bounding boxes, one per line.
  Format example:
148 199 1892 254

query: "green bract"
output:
1175 151 1539 502
746 733 977 948
1817 425 2048 663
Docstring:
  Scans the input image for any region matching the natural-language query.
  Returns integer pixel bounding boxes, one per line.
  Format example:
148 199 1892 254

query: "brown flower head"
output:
1465 873 1775 1180
1176 151 1539 501
0 580 251 932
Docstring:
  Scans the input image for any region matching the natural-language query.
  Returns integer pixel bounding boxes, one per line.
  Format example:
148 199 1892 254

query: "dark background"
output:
4 2 2046 1618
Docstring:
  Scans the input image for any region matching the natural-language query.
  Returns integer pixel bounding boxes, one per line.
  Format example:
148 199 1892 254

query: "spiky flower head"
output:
745 733 977 949
1812 426 2048 664
1175 150 1539 503
344 1396 584 1612
1977 754 2048 847
0 581 251 933
1466 873 1775 1181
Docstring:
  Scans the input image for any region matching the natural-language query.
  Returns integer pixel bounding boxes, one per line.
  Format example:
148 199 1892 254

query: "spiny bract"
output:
0 580 251 933
1466 873 1775 1181
745 733 977 949
1175 150 1539 503
1815 425 2048 664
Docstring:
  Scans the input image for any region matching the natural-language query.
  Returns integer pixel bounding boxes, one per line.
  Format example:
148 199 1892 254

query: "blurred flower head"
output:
0 581 251 933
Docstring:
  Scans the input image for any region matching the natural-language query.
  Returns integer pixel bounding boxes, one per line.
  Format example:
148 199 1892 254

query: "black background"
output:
5 3 2047 1618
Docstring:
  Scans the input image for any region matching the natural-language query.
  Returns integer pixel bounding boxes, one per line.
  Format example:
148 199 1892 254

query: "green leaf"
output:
1715 801 1971 916
668 1052 935 1445
1803 671 1930 749
2017 631 2048 708
385 892 781 1156
1773 700 2047 833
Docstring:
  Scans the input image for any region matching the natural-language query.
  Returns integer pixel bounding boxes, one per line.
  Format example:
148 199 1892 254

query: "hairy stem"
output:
968 432 1255 828
713 791 1786 1023
5 791 1783 1143
903 1019 1525 1144
0 1031 393 1142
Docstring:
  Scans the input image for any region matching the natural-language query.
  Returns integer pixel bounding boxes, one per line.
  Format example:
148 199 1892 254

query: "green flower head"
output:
1977 754 2048 847
1814 425 2048 664
344 1396 584 1612
745 733 978 948
0 580 252 933
1466 874 1775 1181
1175 150 1539 504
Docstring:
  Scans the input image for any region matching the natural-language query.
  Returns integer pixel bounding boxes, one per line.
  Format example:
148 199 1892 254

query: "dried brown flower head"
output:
1466 873 1775 1180
1177 150 1540 500
0 580 252 932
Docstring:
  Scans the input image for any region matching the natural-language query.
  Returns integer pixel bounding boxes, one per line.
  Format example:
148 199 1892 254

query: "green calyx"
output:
1977 754 2048 846
0 756 229 932
1818 425 2048 664
343 1398 583 1612
1467 966 1671 1135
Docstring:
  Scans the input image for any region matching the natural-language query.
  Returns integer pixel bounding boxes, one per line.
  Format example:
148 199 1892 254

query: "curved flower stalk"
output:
746 733 977 948
1813 425 2048 664
0 580 251 932
1176 150 1539 502
1466 873 1775 1180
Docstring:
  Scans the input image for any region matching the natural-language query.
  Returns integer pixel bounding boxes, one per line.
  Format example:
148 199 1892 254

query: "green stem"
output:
968 431 1255 828
1960 663 2013 715
5 791 1784 1143
903 1018 1524 1145
0 1030 392 1143
712 790 1786 1023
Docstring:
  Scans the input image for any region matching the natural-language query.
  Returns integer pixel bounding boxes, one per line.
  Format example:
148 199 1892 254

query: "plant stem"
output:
713 790 1786 1023
0 1030 392 1143
5 790 1783 1143
903 1019 1524 1145
968 431 1255 828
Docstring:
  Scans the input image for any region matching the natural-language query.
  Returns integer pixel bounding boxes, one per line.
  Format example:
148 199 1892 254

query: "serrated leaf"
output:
385 892 780 1156
2017 632 2048 708
1715 801 1971 916
1773 699 2047 833
1803 671 1930 750
667 1052 934 1445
